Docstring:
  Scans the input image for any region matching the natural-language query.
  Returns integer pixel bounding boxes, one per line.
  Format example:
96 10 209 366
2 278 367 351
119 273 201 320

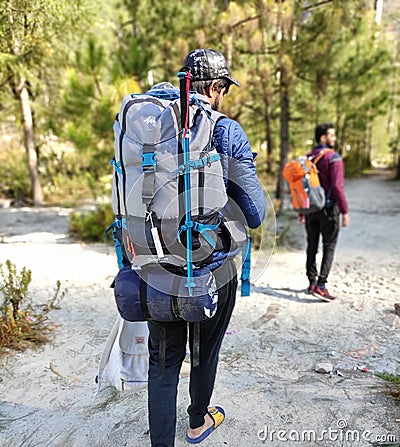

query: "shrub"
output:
69 201 114 243
0 148 31 202
0 260 64 353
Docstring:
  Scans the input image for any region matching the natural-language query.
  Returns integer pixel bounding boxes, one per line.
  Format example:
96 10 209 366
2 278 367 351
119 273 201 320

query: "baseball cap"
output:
183 49 240 87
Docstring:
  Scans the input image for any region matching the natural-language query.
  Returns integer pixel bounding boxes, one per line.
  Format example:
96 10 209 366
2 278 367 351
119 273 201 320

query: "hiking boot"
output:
312 285 336 302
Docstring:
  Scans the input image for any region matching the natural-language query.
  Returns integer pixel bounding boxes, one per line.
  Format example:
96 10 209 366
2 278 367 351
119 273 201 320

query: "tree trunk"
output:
224 32 233 68
260 67 274 173
395 124 400 179
339 117 348 155
335 80 343 153
276 60 290 210
396 151 400 179
275 0 290 210
265 103 274 173
366 120 372 168
355 129 362 170
8 1 43 206
18 80 44 206
374 0 383 26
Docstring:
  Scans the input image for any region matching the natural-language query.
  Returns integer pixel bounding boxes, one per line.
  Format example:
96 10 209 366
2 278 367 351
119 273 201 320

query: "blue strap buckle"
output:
110 158 122 174
142 152 156 172
173 153 220 176
104 217 127 235
177 221 220 249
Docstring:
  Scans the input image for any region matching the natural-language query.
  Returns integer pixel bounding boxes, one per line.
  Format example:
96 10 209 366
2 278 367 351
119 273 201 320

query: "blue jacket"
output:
214 117 266 228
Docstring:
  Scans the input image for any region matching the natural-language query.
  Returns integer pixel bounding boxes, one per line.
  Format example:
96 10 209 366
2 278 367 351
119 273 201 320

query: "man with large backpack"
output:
147 49 265 446
298 123 349 302
111 48 266 446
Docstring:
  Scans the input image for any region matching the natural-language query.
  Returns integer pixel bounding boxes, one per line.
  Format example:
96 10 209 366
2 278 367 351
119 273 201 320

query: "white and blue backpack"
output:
108 72 249 327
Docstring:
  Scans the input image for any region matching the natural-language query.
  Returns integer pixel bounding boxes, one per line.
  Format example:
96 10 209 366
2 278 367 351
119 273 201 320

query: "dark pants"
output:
147 259 237 447
305 204 340 285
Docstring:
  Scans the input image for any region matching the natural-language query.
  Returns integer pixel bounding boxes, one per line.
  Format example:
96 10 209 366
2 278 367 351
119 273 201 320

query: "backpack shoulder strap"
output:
313 149 334 165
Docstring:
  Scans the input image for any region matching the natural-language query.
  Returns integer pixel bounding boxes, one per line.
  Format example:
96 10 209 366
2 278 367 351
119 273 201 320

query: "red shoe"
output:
307 284 316 294
312 285 336 302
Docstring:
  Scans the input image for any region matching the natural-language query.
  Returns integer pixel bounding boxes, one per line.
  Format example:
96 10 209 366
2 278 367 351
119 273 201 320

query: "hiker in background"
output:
298 123 349 302
146 49 266 446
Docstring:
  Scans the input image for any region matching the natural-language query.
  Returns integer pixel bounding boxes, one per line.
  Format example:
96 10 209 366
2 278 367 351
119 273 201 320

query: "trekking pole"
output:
177 67 195 295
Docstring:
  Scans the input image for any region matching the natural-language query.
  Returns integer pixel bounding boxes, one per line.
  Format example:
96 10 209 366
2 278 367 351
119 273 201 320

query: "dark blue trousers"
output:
147 260 237 447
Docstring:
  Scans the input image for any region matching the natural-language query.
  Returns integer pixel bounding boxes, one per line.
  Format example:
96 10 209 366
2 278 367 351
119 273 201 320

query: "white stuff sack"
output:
97 316 149 392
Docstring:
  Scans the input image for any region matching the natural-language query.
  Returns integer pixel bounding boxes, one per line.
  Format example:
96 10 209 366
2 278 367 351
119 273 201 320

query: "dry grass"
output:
0 306 54 353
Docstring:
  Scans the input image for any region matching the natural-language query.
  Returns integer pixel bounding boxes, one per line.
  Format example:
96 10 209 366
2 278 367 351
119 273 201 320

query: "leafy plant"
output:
0 260 65 354
47 280 67 310
0 260 32 321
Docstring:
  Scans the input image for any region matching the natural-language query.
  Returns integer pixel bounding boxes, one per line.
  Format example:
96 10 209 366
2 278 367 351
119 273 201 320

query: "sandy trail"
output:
0 169 399 447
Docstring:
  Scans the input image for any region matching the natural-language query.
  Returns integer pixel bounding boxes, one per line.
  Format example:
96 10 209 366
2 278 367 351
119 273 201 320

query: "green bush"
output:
69 201 114 242
0 148 31 202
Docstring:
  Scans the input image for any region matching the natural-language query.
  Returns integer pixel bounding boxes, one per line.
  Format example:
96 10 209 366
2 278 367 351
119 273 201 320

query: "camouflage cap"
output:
183 49 240 87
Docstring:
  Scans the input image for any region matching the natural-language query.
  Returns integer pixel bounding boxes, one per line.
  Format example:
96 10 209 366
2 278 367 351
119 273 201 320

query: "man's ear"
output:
206 81 218 98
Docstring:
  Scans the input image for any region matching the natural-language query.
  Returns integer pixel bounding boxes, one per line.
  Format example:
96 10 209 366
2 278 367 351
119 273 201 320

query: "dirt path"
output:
0 170 399 447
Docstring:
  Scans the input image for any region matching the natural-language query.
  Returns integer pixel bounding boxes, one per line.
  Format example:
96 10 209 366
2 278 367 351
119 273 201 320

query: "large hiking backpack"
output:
283 150 332 214
109 73 241 324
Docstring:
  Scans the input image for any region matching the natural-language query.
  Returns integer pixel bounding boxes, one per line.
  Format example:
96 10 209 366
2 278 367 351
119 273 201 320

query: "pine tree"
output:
0 0 94 205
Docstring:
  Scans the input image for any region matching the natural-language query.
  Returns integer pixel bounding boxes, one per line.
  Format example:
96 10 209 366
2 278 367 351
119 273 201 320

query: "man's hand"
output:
298 214 306 224
341 213 349 227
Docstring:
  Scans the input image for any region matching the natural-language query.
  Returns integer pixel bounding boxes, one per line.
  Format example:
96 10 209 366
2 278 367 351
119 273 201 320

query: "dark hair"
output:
190 78 231 96
315 123 334 143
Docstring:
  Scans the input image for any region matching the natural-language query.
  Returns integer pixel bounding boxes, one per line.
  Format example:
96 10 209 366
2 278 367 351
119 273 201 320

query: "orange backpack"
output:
283 150 332 214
